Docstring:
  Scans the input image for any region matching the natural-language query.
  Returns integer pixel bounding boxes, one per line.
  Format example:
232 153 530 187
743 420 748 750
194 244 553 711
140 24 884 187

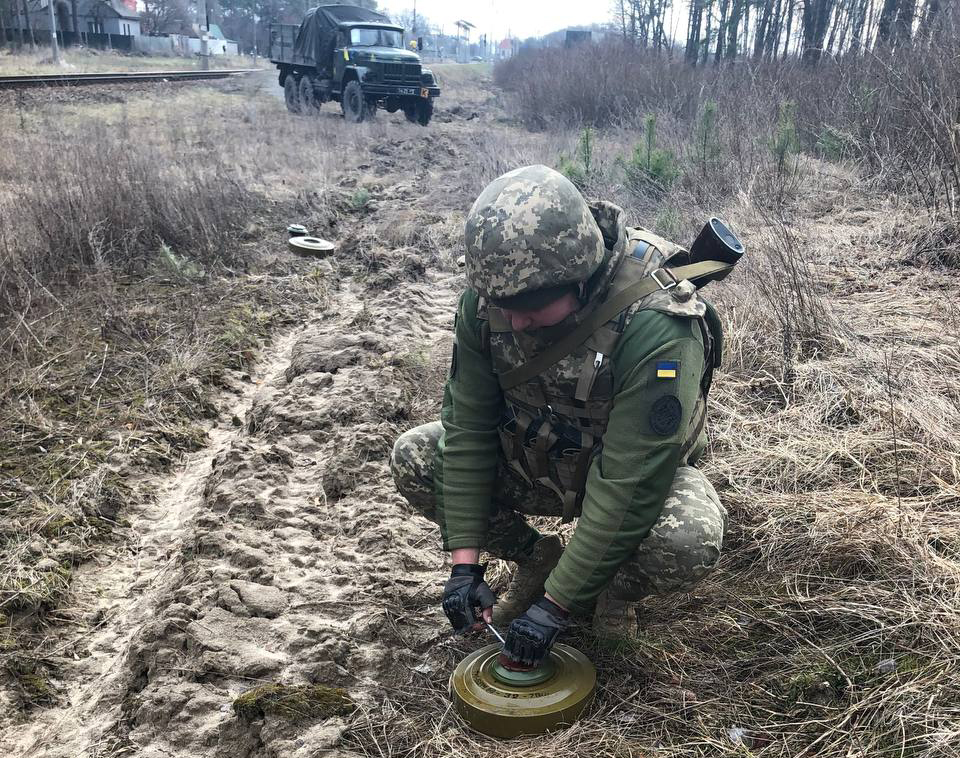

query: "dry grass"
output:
0 80 350 703
0 46 250 75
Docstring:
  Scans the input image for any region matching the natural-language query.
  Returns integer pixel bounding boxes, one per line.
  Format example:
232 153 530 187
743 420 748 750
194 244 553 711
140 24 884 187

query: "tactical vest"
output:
477 227 727 523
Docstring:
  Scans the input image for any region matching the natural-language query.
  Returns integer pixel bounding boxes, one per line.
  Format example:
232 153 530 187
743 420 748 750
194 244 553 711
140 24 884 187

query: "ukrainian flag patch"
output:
656 360 679 379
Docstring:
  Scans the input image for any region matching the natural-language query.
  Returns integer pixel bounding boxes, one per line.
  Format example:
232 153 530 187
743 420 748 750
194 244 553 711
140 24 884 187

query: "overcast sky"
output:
378 0 612 42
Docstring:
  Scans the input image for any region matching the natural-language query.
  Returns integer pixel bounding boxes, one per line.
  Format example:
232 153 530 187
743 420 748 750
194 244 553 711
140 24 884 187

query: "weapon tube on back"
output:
683 217 744 285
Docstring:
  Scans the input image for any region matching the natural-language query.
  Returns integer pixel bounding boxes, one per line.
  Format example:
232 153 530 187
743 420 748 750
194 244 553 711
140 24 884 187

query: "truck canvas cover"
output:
293 5 392 72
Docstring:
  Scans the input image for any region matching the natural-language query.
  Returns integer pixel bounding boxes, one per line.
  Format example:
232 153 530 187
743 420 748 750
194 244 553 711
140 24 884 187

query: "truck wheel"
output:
341 80 371 123
404 98 433 126
284 74 301 114
299 75 319 114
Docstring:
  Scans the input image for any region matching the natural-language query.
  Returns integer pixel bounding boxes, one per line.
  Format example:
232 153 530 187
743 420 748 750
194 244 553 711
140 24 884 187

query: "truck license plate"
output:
398 87 416 95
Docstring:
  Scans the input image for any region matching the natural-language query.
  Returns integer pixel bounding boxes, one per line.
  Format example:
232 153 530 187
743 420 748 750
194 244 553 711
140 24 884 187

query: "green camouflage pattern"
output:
391 423 726 600
476 213 710 517
608 465 727 599
464 165 606 301
391 422 542 561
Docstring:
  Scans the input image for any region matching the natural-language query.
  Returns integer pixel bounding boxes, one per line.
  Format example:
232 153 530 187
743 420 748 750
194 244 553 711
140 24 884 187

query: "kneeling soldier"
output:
392 165 728 668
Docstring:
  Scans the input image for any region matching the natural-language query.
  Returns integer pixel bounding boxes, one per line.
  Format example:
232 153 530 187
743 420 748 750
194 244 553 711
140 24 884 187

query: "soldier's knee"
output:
390 423 442 515
613 491 726 599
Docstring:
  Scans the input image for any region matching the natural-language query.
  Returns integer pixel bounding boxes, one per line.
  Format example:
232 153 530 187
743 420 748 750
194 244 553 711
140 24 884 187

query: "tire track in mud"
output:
0 330 302 757
101 271 462 757
5 110 477 757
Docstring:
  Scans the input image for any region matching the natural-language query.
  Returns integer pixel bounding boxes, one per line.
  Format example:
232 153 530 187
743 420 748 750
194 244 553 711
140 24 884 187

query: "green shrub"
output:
693 100 722 174
816 126 857 161
772 101 801 169
350 187 370 210
557 127 597 190
622 115 680 196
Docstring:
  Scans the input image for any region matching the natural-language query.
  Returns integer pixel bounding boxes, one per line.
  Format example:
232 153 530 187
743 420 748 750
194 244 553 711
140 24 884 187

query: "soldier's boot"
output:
491 534 563 627
591 587 638 639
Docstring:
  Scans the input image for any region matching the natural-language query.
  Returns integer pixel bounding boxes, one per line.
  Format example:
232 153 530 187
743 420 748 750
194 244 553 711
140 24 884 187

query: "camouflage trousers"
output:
390 421 727 602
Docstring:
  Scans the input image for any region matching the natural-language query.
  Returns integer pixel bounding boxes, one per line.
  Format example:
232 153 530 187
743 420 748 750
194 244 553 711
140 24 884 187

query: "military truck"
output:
269 4 440 125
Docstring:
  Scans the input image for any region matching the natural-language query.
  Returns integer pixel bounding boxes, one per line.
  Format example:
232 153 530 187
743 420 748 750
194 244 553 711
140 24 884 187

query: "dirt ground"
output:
1 64 958 757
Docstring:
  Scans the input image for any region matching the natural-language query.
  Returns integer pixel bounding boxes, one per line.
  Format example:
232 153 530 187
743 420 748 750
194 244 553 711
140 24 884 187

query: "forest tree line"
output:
613 0 957 63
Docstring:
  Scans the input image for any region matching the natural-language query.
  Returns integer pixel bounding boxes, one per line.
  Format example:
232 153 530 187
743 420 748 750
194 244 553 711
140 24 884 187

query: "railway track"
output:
0 68 262 90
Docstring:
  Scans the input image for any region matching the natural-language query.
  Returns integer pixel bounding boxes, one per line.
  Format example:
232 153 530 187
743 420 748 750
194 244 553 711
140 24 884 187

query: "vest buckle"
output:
651 268 678 291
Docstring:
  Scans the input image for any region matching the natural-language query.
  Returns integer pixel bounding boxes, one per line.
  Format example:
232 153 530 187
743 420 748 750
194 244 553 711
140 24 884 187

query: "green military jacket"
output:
434 284 707 615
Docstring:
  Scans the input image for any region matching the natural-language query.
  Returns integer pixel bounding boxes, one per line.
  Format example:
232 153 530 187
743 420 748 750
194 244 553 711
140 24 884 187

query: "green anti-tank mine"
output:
450 643 596 738
288 236 335 256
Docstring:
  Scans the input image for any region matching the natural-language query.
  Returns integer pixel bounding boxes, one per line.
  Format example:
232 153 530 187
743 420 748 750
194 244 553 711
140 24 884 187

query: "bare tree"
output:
782 0 797 56
801 0 835 62
141 0 190 34
21 0 34 46
875 0 899 44
685 0 704 62
724 0 745 58
714 0 730 61
892 0 917 44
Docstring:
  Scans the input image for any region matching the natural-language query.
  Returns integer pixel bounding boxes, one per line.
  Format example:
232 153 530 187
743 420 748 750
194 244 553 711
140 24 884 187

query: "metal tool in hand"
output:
484 620 506 646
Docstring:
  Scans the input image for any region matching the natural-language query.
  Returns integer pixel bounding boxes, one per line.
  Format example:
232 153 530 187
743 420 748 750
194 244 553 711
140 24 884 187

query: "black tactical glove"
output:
503 595 569 668
442 563 496 634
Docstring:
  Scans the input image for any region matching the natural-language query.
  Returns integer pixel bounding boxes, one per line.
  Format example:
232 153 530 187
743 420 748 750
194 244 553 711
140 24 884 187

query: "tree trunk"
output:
715 0 730 62
766 0 785 58
875 0 899 45
14 0 23 45
686 0 703 63
21 0 34 46
702 0 712 63
782 0 795 57
836 0 858 54
742 1 751 56
754 0 772 58
655 0 669 49
825 0 843 54
725 0 743 59
916 0 941 38
801 0 835 62
892 0 916 45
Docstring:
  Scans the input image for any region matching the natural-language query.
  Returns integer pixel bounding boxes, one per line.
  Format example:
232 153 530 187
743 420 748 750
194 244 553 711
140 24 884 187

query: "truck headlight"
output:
421 70 435 86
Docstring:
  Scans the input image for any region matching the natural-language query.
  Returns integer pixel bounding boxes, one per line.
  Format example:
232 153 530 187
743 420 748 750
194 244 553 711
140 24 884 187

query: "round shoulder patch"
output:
649 395 682 436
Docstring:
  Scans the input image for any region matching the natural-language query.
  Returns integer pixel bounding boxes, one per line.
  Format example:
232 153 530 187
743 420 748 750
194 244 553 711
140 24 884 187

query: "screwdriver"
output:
484 620 506 646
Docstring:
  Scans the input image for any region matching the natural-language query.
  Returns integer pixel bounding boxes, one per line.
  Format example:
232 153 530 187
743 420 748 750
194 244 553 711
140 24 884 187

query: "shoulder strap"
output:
497 259 732 390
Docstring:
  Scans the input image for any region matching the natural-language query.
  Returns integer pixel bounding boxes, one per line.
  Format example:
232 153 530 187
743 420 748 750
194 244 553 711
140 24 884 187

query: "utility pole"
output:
412 0 416 35
199 0 209 70
46 0 60 63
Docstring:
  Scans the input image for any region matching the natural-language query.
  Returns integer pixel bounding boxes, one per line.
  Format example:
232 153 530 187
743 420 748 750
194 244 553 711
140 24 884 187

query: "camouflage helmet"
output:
464 165 605 307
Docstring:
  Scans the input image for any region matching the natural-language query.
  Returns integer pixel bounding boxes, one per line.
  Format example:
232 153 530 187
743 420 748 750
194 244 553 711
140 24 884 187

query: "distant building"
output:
497 38 517 59
11 0 140 38
564 30 591 47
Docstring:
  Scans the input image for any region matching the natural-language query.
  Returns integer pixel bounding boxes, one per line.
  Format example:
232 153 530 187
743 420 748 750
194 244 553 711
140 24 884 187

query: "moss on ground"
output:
232 684 356 724
5 658 58 708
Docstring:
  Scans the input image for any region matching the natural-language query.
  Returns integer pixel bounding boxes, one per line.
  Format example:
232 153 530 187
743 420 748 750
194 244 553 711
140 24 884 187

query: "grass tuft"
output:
233 683 355 723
